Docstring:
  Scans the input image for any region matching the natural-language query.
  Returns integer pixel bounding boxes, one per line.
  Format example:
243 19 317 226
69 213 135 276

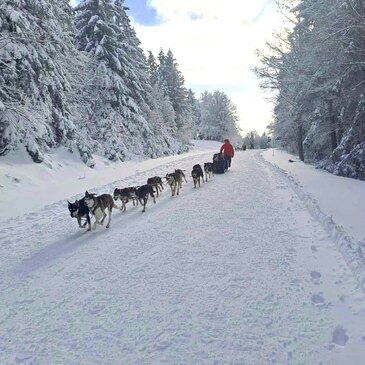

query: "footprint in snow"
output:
331 326 349 346
310 271 321 280
310 271 322 284
311 293 326 307
154 332 173 351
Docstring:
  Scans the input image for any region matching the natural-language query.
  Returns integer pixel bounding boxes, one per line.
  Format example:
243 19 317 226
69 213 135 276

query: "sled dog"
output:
191 164 204 188
204 162 214 182
147 176 164 197
68 198 91 231
166 171 181 196
174 169 187 187
136 184 156 212
113 187 138 212
84 191 117 229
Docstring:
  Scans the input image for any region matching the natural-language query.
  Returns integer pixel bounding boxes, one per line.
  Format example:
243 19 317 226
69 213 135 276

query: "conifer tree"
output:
198 91 241 142
0 0 77 162
75 0 152 160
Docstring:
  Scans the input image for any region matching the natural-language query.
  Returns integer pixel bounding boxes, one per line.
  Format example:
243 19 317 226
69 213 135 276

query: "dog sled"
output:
212 153 228 174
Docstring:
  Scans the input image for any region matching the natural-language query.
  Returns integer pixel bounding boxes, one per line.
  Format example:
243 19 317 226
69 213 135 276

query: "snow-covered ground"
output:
1 146 365 364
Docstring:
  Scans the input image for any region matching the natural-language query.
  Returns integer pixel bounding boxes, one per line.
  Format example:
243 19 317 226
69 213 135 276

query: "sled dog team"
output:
68 163 215 231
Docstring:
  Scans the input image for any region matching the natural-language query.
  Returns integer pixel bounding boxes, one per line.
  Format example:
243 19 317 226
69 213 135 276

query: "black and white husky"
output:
204 162 214 182
175 169 187 186
166 169 186 197
113 187 138 212
147 176 164 197
84 191 117 229
136 184 156 212
191 164 204 188
68 198 91 231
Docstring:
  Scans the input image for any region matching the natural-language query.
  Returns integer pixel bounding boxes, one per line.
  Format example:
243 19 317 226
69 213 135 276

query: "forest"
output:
256 0 365 180
0 0 241 167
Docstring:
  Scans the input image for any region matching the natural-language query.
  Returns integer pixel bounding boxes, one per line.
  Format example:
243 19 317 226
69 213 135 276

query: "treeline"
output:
0 0 241 167
255 0 365 180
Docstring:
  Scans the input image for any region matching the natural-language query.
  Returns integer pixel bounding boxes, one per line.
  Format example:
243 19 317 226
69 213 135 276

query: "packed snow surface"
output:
1 146 365 364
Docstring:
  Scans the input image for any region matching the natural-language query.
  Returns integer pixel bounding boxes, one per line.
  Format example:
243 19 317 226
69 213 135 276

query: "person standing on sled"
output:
220 138 235 168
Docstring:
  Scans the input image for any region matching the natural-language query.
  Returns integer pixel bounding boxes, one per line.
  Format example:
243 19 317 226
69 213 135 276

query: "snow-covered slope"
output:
1 149 365 364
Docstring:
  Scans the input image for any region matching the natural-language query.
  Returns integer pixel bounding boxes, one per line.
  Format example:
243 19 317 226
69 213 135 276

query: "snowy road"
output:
1 151 365 364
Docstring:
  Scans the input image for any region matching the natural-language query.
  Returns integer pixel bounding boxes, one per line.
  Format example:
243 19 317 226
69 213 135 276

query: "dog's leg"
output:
92 209 103 228
86 214 91 231
142 197 147 212
106 207 112 228
77 217 83 228
100 214 106 224
176 182 180 195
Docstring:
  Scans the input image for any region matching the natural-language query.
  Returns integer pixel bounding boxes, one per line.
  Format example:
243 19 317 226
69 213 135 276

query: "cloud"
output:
69 0 79 7
131 0 285 135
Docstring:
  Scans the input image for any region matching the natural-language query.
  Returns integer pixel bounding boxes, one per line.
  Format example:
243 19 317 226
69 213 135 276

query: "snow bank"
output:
262 149 365 293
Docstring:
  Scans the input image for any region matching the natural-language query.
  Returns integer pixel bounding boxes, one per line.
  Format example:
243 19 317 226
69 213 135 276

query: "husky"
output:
68 198 91 231
204 162 214 182
175 169 187 186
191 164 204 188
166 171 180 196
147 176 164 197
113 187 138 212
136 184 156 212
84 191 117 229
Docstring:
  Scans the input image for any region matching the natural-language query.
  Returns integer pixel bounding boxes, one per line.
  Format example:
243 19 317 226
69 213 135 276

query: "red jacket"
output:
220 142 234 157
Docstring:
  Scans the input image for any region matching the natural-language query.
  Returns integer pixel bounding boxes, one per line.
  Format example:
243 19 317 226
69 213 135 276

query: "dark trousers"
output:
225 156 232 168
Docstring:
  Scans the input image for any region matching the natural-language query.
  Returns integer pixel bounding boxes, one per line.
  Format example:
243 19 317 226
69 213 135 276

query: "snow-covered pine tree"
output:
157 49 194 139
198 91 241 142
113 0 184 156
0 0 78 162
147 51 159 86
186 89 201 139
74 0 180 161
146 50 179 144
256 0 365 178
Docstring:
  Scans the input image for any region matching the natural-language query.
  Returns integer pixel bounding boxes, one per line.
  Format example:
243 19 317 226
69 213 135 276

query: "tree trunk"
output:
298 123 304 162
328 99 338 151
